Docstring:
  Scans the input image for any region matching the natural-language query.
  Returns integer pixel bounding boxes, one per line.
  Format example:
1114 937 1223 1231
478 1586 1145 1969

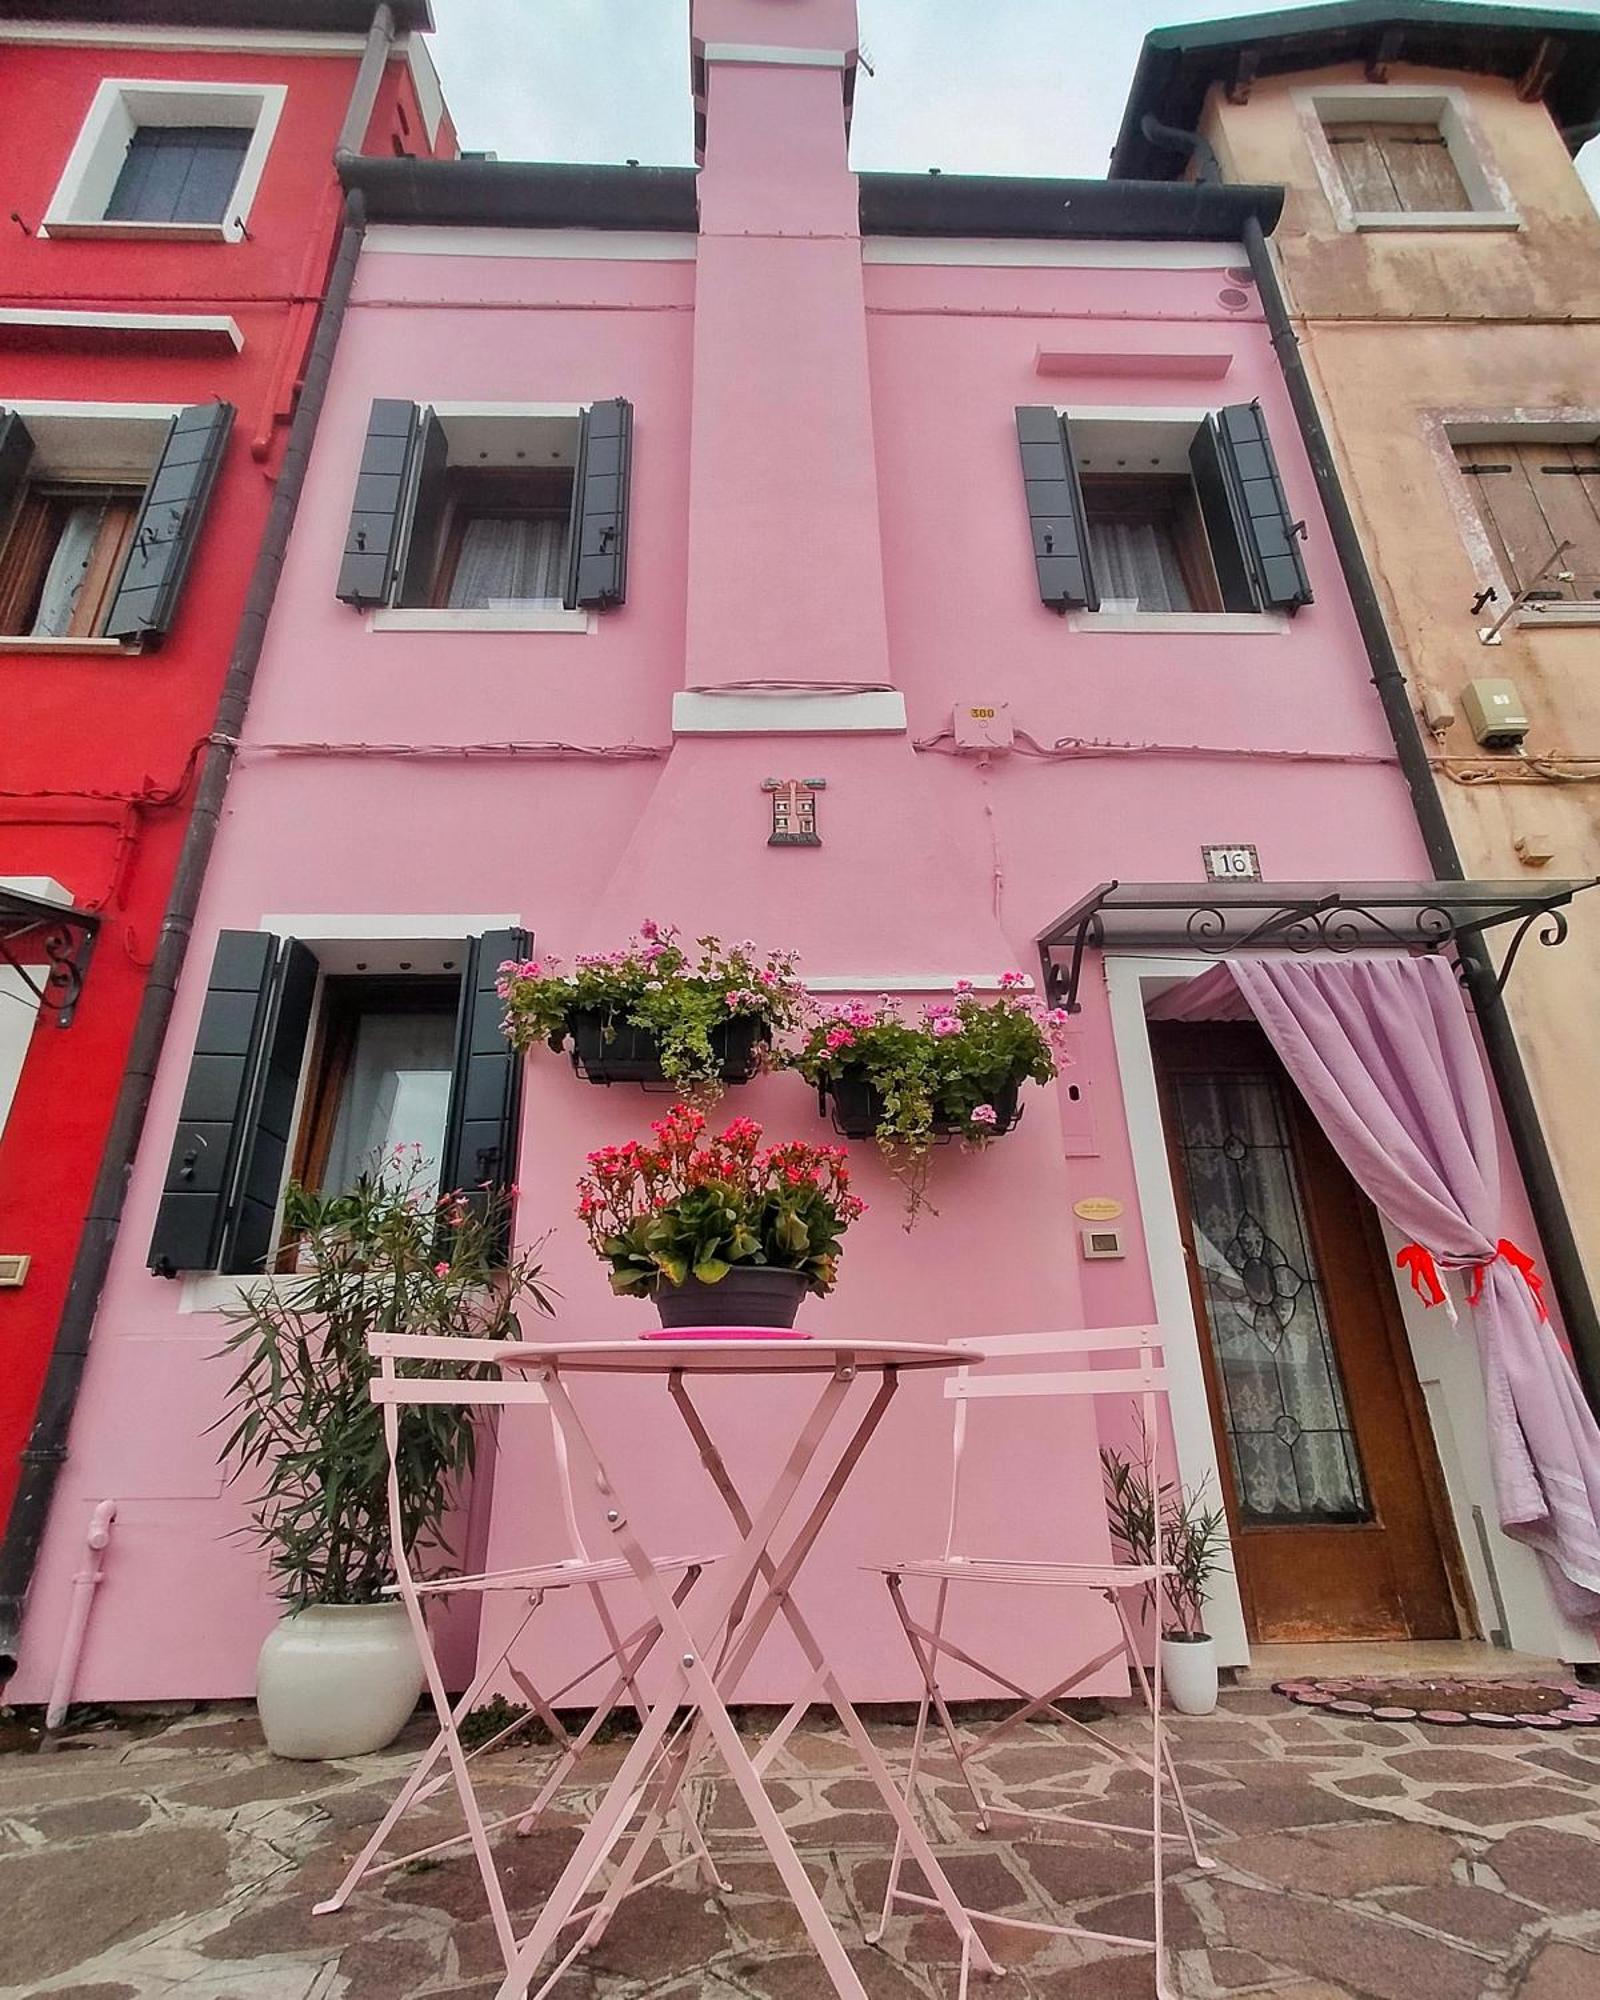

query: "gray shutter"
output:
0 410 35 522
223 939 318 1275
441 929 528 1234
1188 420 1259 614
336 399 421 607
147 931 279 1276
103 401 233 643
393 409 448 608
563 399 631 609
1209 402 1313 613
1015 407 1097 612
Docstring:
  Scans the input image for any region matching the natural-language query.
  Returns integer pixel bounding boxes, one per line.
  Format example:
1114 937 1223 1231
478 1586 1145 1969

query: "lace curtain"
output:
448 512 568 610
322 1010 458 1202
1086 519 1192 613
30 504 105 637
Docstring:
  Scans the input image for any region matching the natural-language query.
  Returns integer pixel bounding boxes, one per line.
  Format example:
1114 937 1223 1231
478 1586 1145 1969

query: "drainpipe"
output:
1139 114 1600 1411
43 1499 115 1731
336 2 396 158
0 190 370 1688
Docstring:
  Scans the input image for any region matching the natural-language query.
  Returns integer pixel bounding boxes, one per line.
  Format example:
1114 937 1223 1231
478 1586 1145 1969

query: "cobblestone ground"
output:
1 1691 1598 1999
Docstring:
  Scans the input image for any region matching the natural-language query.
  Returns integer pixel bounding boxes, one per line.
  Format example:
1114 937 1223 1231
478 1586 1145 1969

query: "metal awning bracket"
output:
1035 879 1599 1016
0 888 101 1028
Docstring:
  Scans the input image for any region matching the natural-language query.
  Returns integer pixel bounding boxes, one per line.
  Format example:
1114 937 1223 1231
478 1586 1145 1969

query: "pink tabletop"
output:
495 1335 979 1376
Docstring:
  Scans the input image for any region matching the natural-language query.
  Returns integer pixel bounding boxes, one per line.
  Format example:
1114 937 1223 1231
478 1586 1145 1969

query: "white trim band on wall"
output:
701 44 850 68
672 690 907 735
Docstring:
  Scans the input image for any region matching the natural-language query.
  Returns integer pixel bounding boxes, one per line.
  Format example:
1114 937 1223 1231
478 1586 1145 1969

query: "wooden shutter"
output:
1200 404 1313 614
0 409 34 522
225 939 318 1275
1327 121 1469 215
337 399 422 607
147 932 279 1275
441 929 528 1222
1460 441 1600 602
1015 406 1097 612
393 409 448 608
103 401 232 644
563 399 632 610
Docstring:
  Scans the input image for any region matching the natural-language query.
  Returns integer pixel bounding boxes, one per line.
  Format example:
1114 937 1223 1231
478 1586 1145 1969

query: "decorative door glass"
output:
1170 1067 1372 1525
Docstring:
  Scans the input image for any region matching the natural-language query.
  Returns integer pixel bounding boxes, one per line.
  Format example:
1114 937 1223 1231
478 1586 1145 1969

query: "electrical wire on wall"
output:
1434 748 1600 787
913 724 1396 768
244 740 668 761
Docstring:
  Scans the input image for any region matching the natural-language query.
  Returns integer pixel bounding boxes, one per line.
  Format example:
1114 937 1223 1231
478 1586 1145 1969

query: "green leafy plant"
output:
498 922 808 1095
1100 1440 1230 1642
787 976 1073 1220
576 1103 864 1298
217 1154 554 1609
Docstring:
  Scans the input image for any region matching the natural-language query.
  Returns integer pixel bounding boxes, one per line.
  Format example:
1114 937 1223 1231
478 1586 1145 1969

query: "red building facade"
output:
0 2 453 1534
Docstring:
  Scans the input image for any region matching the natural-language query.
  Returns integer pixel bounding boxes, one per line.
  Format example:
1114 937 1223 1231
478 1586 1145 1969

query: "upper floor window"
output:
1325 121 1469 216
1015 403 1312 625
43 80 286 242
1300 87 1518 234
1455 435 1600 609
335 400 632 629
106 124 252 226
0 402 232 648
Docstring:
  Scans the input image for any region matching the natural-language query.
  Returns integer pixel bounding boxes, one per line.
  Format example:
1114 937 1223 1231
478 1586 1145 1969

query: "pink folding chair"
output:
868 1327 1216 2000
314 1332 723 1975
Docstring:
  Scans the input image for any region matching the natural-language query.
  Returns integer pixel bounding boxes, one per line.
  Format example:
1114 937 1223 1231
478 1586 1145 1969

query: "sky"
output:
427 0 1600 195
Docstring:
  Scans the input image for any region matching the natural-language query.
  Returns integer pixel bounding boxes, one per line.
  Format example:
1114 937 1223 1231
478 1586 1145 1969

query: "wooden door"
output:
1152 1021 1465 1643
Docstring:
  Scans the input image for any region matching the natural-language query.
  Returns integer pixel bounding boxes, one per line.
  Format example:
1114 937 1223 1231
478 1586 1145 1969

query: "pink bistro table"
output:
487 1333 1000 2000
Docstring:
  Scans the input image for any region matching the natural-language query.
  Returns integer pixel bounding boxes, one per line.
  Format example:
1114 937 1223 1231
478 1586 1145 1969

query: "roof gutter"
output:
1140 114 1600 1411
0 174 374 1690
858 170 1282 241
338 154 701 231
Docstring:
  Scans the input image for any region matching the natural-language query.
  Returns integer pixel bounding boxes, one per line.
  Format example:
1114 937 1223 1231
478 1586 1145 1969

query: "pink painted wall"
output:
10 1 1486 1705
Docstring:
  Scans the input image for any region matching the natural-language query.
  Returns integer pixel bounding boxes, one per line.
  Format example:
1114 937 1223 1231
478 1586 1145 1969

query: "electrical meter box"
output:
953 703 1014 752
1461 678 1530 750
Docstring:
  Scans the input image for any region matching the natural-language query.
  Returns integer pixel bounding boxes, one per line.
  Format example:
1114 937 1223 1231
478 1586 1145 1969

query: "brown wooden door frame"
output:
1151 1020 1472 1644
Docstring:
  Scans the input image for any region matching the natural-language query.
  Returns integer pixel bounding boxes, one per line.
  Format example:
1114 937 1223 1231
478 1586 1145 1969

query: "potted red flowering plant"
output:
498 923 807 1095
787 975 1073 1219
576 1104 865 1329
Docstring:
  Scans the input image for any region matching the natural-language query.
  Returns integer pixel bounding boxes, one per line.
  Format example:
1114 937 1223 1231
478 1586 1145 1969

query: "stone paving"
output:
1 1691 1598 1999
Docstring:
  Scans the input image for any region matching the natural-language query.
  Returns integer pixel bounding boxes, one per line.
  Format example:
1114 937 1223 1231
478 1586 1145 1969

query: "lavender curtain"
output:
1226 954 1600 1624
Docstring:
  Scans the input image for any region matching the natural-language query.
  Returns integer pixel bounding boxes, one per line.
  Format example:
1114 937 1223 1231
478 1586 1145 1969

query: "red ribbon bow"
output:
1396 1239 1549 1322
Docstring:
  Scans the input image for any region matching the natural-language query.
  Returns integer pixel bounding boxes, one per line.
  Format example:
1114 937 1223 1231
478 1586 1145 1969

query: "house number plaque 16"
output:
1201 843 1262 882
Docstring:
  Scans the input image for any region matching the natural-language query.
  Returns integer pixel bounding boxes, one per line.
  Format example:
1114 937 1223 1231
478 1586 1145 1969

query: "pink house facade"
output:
10 0 1598 1705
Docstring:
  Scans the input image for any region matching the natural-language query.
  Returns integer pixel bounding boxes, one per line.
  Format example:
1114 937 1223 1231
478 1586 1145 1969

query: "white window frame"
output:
1429 408 1600 629
1298 84 1520 234
0 400 183 653
42 78 287 243
372 402 593 633
1058 405 1289 632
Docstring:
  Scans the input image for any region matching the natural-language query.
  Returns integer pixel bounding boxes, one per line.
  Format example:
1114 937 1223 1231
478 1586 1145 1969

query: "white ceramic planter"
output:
1160 1634 1219 1716
256 1602 424 1760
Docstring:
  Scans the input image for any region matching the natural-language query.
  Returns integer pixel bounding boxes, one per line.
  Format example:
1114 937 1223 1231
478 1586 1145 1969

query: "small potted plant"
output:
1102 1443 1230 1716
787 975 1072 1219
498 923 807 1095
576 1103 864 1329
219 1153 554 1759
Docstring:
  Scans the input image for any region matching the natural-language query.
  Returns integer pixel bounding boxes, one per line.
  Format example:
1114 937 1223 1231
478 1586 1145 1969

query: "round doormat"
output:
1273 1676 1600 1729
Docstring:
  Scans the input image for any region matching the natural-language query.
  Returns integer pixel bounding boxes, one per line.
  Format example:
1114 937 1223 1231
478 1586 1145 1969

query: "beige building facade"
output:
1118 4 1600 1300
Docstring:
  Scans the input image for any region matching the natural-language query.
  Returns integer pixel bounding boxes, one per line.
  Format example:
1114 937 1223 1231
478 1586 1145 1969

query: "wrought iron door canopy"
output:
1036 878 1598 1013
0 886 99 1027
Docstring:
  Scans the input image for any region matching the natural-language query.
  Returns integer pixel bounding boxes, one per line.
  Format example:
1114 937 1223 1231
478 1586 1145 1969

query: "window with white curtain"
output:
1081 475 1221 614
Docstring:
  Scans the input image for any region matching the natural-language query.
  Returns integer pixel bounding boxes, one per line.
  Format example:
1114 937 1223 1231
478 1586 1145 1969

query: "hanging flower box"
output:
565 1009 768 1087
786 978 1072 1221
821 1072 1022 1141
498 923 806 1097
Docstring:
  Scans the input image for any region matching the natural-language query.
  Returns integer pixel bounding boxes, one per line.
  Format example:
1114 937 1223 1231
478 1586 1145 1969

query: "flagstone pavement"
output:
1 1690 1598 1999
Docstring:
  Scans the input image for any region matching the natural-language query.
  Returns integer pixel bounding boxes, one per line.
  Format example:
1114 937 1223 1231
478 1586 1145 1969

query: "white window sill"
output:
0 635 131 654
370 607 594 634
40 218 236 242
178 1272 284 1314
1067 610 1290 635
1353 211 1520 233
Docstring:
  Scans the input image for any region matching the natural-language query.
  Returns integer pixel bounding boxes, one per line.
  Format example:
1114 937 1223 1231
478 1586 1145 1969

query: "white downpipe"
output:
45 1499 116 1729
